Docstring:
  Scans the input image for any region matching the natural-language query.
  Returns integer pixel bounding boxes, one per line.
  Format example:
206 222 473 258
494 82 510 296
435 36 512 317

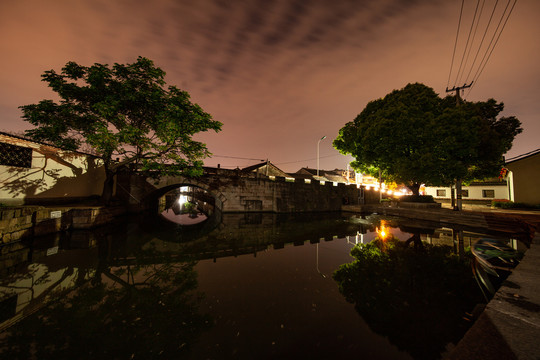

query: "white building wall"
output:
0 134 106 205
424 183 509 201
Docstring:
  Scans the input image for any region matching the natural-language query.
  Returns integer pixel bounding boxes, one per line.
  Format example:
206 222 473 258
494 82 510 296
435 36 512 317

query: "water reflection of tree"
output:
0 238 211 359
333 236 484 360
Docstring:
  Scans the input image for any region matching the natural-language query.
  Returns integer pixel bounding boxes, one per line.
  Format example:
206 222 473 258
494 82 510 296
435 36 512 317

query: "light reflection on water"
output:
161 209 208 225
0 212 520 359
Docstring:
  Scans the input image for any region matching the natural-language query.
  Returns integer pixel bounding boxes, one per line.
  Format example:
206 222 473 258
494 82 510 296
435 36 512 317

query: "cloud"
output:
1 0 538 171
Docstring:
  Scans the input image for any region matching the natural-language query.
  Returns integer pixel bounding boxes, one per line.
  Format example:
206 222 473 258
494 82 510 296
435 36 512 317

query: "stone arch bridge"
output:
117 167 379 213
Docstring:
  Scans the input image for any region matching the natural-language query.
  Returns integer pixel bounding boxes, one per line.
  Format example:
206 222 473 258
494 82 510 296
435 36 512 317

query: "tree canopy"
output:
20 57 222 203
333 83 522 194
333 236 483 359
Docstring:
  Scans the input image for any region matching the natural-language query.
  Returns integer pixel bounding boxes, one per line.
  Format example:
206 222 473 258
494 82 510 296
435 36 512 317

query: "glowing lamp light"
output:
178 195 188 205
376 220 390 241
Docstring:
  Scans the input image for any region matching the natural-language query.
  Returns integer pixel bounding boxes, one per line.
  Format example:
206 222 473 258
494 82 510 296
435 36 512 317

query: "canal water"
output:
0 211 522 359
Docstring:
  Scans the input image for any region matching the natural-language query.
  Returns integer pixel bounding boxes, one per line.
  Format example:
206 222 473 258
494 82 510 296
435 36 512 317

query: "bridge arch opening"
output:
147 182 224 227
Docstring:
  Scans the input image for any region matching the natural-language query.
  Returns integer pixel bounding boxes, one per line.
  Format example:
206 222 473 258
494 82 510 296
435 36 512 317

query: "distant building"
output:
423 149 540 205
242 161 290 178
505 149 540 205
287 167 383 187
288 167 350 183
423 179 508 203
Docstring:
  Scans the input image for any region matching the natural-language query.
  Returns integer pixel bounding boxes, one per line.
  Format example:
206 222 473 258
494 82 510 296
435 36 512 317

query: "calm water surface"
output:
0 212 519 359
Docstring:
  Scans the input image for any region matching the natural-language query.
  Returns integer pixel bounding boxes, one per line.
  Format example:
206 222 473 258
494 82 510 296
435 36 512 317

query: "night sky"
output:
1 0 538 172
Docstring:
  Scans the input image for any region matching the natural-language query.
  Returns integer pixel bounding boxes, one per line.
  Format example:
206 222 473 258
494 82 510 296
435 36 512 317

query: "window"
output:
0 142 32 168
461 190 469 198
436 189 446 197
482 190 495 198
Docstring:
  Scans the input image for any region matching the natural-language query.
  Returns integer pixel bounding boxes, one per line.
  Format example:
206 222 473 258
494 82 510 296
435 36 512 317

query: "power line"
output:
457 0 485 85
463 0 497 85
275 154 344 166
447 0 465 89
209 153 348 167
454 0 481 86
467 0 517 97
210 154 265 161
447 0 518 98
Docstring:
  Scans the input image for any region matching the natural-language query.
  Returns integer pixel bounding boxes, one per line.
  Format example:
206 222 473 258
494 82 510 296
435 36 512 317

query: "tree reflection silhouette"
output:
333 236 484 360
0 238 212 359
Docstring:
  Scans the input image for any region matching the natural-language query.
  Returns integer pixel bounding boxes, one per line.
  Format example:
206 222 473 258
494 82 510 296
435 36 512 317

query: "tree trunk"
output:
101 171 115 206
455 179 463 211
404 233 423 249
408 183 420 196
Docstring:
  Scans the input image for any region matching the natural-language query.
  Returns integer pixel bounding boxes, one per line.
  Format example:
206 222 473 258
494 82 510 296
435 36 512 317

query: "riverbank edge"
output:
342 204 540 360
0 205 128 244
446 231 540 360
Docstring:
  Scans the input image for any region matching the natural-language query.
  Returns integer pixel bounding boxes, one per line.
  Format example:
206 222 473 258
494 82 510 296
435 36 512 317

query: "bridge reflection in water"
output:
0 212 524 359
158 185 215 225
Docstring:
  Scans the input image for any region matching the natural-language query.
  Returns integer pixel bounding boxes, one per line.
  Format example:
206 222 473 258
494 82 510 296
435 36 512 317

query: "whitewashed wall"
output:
0 133 106 205
424 183 509 201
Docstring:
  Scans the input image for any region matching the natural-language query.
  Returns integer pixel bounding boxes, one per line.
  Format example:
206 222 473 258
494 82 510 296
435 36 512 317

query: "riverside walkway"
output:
446 206 540 360
448 230 540 360
343 203 540 360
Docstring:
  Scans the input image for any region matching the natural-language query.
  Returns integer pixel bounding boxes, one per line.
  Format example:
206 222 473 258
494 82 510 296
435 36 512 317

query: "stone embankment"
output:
0 205 127 245
447 231 540 360
343 203 537 245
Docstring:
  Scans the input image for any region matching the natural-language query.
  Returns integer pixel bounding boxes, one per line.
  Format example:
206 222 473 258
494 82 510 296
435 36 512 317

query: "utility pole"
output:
445 81 472 211
446 82 472 105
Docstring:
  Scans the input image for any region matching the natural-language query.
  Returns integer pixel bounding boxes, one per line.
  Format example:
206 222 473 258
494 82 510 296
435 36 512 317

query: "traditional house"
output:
242 161 290 178
423 149 540 205
505 149 540 205
423 179 508 204
289 167 350 183
0 131 106 205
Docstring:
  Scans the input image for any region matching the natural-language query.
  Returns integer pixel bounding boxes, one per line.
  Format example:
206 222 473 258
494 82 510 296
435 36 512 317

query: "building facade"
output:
0 132 106 205
505 149 540 205
423 180 509 203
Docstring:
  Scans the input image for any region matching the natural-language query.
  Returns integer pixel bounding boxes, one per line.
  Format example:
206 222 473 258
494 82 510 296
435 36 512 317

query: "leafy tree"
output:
333 237 483 359
20 57 222 204
334 83 522 195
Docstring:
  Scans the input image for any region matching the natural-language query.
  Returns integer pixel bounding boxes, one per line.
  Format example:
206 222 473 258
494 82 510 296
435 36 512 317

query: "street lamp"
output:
317 136 326 176
316 242 327 278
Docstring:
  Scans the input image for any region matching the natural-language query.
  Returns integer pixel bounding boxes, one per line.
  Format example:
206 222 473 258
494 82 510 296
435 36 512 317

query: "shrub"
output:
399 195 435 203
491 200 540 209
